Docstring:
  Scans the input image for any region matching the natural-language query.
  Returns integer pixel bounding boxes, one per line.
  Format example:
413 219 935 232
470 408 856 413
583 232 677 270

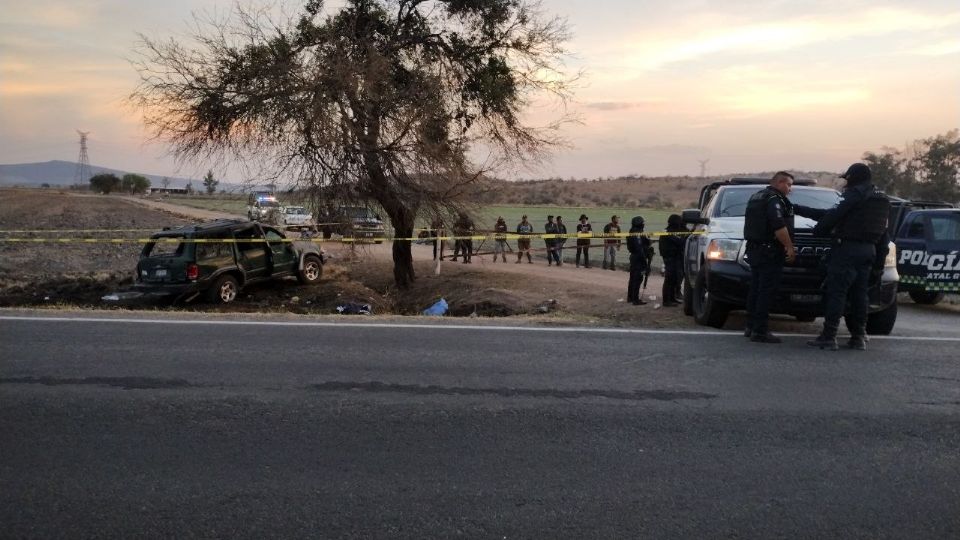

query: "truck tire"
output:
908 290 944 305
207 274 239 304
682 277 694 316
865 301 897 335
692 267 730 329
297 255 323 284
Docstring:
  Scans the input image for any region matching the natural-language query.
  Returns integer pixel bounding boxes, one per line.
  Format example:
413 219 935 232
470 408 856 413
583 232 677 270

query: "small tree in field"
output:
90 173 121 194
203 170 219 195
132 0 575 288
121 173 151 194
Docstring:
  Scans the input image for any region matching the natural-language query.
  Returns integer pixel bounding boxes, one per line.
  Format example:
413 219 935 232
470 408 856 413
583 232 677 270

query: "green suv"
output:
135 219 325 304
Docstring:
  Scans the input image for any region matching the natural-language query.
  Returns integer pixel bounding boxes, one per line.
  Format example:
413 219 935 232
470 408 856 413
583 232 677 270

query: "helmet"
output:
667 214 683 228
631 216 645 229
841 163 871 185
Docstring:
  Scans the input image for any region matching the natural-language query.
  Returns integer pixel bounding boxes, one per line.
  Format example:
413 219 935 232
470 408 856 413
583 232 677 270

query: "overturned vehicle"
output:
131 219 324 304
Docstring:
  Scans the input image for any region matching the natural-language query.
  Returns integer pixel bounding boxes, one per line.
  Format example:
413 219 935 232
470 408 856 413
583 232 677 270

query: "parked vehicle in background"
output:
890 201 959 305
681 178 900 334
247 192 280 222
278 205 316 231
316 206 386 243
134 219 324 304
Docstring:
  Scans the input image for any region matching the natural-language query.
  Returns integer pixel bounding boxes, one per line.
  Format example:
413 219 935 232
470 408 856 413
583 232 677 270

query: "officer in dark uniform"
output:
805 163 891 351
626 216 651 305
743 171 817 343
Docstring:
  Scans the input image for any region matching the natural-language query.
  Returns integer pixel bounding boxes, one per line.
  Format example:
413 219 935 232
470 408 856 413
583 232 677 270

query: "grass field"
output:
158 195 678 233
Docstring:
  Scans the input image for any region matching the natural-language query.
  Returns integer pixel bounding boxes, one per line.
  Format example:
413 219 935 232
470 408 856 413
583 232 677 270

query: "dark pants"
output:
458 239 472 262
627 253 647 302
662 257 682 302
576 244 590 267
745 246 784 335
546 243 560 264
821 241 875 338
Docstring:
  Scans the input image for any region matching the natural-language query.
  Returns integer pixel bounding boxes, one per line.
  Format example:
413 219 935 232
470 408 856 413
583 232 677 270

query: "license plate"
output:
790 294 820 303
154 269 168 277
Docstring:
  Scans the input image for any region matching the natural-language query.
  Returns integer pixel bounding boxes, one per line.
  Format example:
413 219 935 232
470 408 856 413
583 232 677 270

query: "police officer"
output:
626 216 651 305
805 163 891 351
743 171 817 343
658 214 686 307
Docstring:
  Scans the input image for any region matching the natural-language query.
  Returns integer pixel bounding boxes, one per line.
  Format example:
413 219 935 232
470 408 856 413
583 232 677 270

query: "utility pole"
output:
698 158 710 178
75 130 92 187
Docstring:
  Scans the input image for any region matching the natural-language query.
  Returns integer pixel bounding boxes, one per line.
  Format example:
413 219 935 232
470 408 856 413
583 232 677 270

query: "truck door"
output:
262 226 298 275
233 226 270 281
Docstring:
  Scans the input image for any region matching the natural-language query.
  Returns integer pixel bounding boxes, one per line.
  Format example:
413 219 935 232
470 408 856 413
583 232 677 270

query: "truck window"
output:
196 237 232 261
906 219 926 239
143 237 186 257
929 214 960 241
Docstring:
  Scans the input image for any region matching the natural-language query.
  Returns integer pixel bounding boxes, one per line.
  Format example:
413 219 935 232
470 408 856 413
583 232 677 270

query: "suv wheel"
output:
207 275 239 304
908 290 944 305
866 301 897 335
692 267 730 328
298 255 323 284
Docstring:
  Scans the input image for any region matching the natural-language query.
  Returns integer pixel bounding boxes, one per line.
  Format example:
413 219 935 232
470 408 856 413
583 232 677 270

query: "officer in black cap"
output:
626 216 651 305
743 171 818 343
805 163 891 351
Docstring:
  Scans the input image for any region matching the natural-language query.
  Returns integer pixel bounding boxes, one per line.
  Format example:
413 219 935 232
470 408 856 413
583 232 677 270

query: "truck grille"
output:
793 233 831 268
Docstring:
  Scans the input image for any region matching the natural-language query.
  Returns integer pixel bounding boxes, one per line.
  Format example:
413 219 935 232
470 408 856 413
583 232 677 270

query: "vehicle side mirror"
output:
682 208 709 225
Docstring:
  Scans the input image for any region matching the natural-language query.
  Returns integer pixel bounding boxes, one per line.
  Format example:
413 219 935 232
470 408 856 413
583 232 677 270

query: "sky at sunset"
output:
1 0 957 181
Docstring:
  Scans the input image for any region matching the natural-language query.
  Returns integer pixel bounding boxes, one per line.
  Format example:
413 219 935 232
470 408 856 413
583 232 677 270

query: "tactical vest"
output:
744 187 794 242
837 189 890 243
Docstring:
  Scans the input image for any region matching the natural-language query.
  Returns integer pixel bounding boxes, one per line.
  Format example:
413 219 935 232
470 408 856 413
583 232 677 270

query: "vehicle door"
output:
262 226 298 276
912 212 960 291
138 235 189 283
233 226 271 281
194 233 234 281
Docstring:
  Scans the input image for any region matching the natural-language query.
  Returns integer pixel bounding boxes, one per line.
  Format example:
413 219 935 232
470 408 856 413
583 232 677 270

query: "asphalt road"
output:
2 312 959 538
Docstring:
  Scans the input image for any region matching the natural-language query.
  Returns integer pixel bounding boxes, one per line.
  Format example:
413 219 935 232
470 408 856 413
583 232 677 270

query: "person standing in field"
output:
544 215 560 265
603 215 622 270
626 216 650 305
516 215 534 263
555 216 568 265
575 214 592 268
430 216 444 261
493 216 509 262
658 214 686 307
453 212 474 264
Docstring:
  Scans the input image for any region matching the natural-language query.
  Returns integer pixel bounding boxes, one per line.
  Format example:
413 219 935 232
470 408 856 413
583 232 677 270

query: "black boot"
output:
750 333 782 344
807 335 839 350
847 335 867 350
808 322 839 351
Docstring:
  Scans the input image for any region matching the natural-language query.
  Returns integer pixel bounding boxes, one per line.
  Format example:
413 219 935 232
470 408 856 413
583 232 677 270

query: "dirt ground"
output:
0 189 693 327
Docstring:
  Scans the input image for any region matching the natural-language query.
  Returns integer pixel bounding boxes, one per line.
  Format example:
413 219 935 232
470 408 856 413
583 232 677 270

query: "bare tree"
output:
131 0 575 288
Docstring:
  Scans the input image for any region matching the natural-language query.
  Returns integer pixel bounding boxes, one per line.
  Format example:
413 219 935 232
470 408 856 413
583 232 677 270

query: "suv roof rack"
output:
153 219 248 237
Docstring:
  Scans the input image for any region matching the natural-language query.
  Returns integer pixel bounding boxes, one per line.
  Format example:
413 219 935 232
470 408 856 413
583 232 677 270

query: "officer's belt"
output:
834 238 876 245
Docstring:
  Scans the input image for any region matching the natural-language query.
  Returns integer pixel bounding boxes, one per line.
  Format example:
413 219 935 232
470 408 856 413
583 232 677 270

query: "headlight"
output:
884 242 896 268
706 239 743 261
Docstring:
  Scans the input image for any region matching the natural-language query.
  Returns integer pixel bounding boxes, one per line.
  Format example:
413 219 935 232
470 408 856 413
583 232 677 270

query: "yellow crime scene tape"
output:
0 231 701 244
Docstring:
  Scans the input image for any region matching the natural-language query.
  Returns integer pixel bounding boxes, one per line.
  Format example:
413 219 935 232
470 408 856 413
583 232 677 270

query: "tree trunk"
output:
391 221 416 289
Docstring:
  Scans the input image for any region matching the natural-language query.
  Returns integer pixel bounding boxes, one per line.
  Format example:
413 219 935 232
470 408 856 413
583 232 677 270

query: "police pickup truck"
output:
681 178 899 333
890 201 959 305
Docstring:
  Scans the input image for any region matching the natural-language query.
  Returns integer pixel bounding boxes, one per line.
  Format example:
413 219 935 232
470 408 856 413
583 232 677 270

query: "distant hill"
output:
0 160 242 191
